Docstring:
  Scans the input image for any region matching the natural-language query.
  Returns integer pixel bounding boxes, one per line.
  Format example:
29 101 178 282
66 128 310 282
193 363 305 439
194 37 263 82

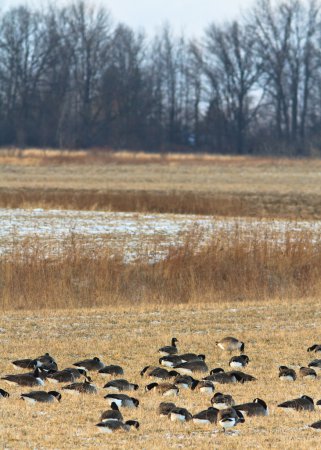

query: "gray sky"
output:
1 0 255 36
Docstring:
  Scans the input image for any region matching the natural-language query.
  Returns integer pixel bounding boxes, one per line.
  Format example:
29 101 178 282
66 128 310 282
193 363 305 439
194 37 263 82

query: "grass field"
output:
1 149 321 218
1 299 321 449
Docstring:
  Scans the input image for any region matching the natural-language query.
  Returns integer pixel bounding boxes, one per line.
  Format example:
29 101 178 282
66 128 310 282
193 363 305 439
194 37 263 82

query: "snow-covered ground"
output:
2 208 321 261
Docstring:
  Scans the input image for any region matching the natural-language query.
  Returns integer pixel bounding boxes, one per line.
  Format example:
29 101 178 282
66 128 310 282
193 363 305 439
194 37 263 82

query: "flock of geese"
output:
2 336 321 435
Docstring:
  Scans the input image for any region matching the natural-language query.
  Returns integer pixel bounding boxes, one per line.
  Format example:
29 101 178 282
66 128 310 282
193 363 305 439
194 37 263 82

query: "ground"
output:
1 299 321 449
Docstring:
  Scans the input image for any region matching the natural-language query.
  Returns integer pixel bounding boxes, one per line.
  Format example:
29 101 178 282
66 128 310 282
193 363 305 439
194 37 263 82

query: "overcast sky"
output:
1 0 256 37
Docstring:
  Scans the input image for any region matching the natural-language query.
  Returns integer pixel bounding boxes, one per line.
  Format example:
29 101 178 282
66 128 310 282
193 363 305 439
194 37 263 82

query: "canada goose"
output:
308 359 321 369
216 337 244 352
192 407 218 424
227 370 256 383
278 395 314 411
21 391 61 404
309 420 321 429
104 379 138 392
315 399 321 408
217 408 245 432
211 392 235 410
11 353 57 370
234 398 268 416
169 407 192 422
0 389 9 398
204 368 237 384
174 375 195 389
47 368 87 384
73 357 105 371
141 367 178 380
104 394 139 408
179 354 206 362
98 365 124 376
140 366 159 377
62 378 97 395
145 382 179 396
158 338 178 356
307 344 321 353
299 367 317 380
174 360 208 375
96 420 139 433
279 366 296 381
101 402 123 422
229 355 250 368
1 368 45 387
191 380 215 394
158 402 177 416
159 356 183 367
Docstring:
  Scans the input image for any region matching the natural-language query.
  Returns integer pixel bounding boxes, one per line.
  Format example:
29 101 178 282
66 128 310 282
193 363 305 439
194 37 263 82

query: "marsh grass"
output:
2 228 321 310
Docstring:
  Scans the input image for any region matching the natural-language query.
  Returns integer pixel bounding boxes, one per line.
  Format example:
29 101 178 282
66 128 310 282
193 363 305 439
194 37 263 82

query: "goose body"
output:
307 344 321 353
104 394 139 408
217 408 245 432
211 392 235 410
101 402 123 422
21 390 61 404
73 357 104 371
310 420 321 429
141 367 178 380
191 380 215 394
158 338 178 356
62 378 97 395
145 382 179 396
159 355 183 367
169 407 192 422
96 420 139 433
174 360 208 375
1 368 45 387
234 398 268 416
279 366 296 381
227 370 256 383
174 375 195 389
204 368 237 384
104 379 138 392
308 359 321 369
229 355 250 368
299 367 317 380
0 389 10 398
216 337 244 352
193 407 218 424
47 368 86 384
278 395 314 411
98 365 124 376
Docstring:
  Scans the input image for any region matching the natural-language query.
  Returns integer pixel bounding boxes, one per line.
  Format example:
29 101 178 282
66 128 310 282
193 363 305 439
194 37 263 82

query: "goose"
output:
279 366 296 381
101 402 123 422
158 338 178 356
96 420 139 433
21 391 61 404
307 344 321 353
179 354 206 362
103 379 138 392
0 389 9 398
229 355 250 368
145 382 179 396
47 368 87 384
234 398 268 416
227 370 256 383
191 380 215 394
104 394 139 408
174 360 208 375
211 392 235 410
141 367 178 380
62 378 97 395
159 356 183 368
192 407 218 424
158 402 177 417
309 420 321 429
174 375 195 389
216 337 244 352
315 399 321 408
278 395 314 411
169 407 192 422
299 367 317 380
98 365 124 376
73 357 105 371
204 368 237 384
11 353 57 370
1 368 45 387
217 408 245 432
308 359 321 369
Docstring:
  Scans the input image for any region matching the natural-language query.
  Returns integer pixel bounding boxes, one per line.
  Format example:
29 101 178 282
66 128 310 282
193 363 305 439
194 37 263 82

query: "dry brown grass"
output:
1 228 321 310
1 299 321 448
1 148 321 218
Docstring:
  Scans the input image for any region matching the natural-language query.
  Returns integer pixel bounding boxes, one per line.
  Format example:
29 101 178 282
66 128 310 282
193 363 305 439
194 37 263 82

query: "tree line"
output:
0 0 321 155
